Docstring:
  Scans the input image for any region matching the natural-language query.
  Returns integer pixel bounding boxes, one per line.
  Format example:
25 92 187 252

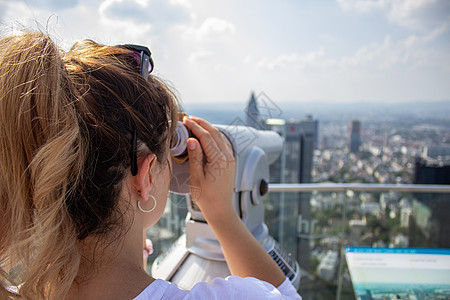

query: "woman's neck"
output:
67 229 154 299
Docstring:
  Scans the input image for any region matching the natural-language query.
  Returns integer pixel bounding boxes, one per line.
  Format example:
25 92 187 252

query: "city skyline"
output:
1 0 449 105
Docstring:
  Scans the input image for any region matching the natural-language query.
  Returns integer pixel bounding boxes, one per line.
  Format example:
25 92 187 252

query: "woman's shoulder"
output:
189 276 301 299
134 277 301 300
133 279 182 299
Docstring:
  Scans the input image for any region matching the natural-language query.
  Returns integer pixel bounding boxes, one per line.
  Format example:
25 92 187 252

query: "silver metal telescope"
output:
152 123 301 290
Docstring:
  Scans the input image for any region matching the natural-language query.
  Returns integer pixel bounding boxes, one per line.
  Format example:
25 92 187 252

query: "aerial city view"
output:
165 93 450 299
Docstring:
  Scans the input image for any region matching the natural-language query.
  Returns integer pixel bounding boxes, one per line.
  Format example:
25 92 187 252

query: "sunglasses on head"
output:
117 44 154 176
120 44 154 79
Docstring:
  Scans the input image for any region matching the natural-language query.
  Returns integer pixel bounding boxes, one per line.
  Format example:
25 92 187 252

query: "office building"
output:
409 158 450 248
349 120 361 153
266 116 318 270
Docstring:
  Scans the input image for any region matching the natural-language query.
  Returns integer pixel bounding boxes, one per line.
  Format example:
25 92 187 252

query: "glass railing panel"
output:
265 189 450 300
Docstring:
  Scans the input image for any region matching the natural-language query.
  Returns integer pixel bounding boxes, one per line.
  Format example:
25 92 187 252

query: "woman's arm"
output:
183 116 286 287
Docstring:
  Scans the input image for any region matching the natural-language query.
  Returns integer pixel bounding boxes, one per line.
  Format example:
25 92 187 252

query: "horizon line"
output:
184 99 450 106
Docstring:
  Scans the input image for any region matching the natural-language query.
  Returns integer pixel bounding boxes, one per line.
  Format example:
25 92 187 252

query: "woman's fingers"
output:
189 117 231 151
183 117 222 162
188 116 234 161
179 116 236 222
183 116 236 203
186 137 204 195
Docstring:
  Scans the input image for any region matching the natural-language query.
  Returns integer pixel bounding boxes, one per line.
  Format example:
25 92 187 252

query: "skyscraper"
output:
349 120 361 153
267 116 318 270
245 91 261 129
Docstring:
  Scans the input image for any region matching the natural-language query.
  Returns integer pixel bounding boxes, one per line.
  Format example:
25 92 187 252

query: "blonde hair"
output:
0 31 178 299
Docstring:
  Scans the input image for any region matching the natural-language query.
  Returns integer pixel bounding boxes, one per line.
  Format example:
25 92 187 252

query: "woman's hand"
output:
143 239 153 268
183 116 236 224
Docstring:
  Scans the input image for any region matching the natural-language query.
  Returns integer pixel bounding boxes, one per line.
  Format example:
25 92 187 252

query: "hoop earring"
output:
138 194 157 213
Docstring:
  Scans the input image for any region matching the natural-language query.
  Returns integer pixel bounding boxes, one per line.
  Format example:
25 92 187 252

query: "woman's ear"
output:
132 154 157 197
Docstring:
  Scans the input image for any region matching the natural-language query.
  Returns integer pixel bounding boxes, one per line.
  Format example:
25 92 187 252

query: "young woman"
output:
0 31 301 299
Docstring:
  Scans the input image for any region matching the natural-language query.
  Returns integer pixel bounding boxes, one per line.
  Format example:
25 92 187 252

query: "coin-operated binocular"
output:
151 121 301 290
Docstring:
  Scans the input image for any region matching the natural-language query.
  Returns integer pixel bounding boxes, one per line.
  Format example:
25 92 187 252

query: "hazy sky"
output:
1 0 449 105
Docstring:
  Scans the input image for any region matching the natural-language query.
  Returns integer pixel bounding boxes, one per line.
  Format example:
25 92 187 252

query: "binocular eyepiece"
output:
170 121 193 164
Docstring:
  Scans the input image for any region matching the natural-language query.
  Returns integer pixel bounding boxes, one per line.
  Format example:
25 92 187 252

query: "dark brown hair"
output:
64 39 178 240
